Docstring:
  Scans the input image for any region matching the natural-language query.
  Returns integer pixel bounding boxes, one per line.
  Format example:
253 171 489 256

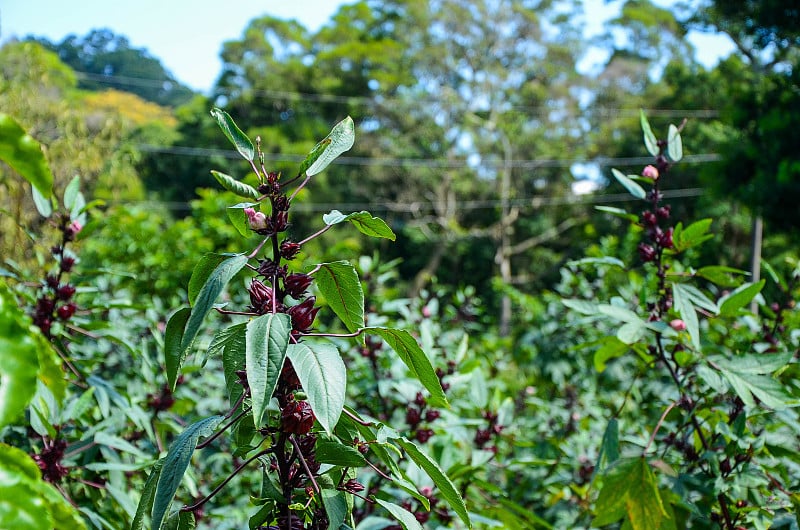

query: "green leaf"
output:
323 210 396 241
211 323 247 406
322 490 347 530
188 254 228 306
0 280 40 429
593 457 665 529
395 438 471 528
594 206 639 222
211 170 260 200
305 116 355 176
177 254 248 382
640 110 659 157
719 280 765 316
0 113 54 198
31 185 53 218
597 304 641 323
63 175 80 211
164 307 191 392
210 107 254 161
617 321 646 345
315 437 366 467
246 313 291 427
672 284 701 350
593 336 630 372
227 202 258 237
375 500 423 530
286 342 346 434
696 266 749 287
364 328 448 408
131 459 164 530
298 138 331 176
314 261 365 333
152 416 224 530
611 168 646 200
562 298 600 315
673 219 713 252
667 124 682 162
713 352 796 409
595 418 620 475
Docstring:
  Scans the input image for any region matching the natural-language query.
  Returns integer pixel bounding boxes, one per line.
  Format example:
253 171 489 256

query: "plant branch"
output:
289 435 321 495
297 224 332 247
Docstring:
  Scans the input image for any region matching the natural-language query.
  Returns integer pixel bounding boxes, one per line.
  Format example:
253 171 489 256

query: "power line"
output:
137 143 721 170
75 70 720 119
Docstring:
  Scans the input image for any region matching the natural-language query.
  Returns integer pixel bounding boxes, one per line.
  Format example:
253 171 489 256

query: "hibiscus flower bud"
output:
287 297 319 333
57 302 77 320
244 208 268 231
641 211 657 227
658 227 674 249
284 273 312 299
638 243 656 263
670 319 687 331
642 165 659 180
56 284 76 300
656 205 671 220
280 240 301 260
248 279 273 313
281 400 315 435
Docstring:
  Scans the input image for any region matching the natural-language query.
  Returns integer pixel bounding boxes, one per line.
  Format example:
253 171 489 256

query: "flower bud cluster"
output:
405 391 440 443
474 410 503 452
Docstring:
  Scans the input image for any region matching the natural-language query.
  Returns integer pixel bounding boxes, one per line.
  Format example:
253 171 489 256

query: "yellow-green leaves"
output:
593 458 666 530
0 113 54 198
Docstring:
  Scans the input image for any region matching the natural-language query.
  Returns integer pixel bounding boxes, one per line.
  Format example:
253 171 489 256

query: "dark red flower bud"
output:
274 195 290 211
656 205 671 220
273 210 289 233
474 429 491 447
414 511 430 524
406 408 421 426
415 428 434 443
281 400 315 435
45 275 59 288
658 227 674 249
248 280 274 314
343 479 365 493
641 211 657 227
57 303 77 320
638 243 656 262
414 392 426 407
37 296 55 314
281 360 302 389
287 297 319 333
51 246 62 256
284 273 313 299
425 410 440 422
56 284 76 300
60 256 76 272
280 240 301 260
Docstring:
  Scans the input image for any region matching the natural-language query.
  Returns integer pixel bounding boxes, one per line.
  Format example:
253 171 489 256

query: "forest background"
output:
1 0 799 528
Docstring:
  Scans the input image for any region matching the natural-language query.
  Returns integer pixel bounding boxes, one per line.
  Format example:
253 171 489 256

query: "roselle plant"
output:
566 112 800 529
133 109 471 530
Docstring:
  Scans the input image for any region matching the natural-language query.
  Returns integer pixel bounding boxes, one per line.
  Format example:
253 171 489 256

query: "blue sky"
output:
2 0 734 93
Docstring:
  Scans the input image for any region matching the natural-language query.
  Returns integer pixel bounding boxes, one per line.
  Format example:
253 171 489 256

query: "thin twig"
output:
644 402 677 454
289 435 321 495
181 448 273 512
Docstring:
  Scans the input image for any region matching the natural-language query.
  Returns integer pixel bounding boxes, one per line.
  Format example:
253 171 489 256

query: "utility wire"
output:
75 70 720 119
137 143 721 170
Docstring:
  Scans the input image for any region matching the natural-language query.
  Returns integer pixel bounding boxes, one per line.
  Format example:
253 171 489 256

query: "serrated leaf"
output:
246 313 291 427
719 280 765 316
375 500 423 530
227 202 258 237
364 328 448 408
717 369 795 410
611 168 646 200
673 219 713 252
667 124 682 162
593 457 665 529
286 342 346 434
315 437 366 467
164 307 191 391
314 261 365 333
594 205 639 222
672 284 701 350
640 110 659 157
175 254 248 386
211 323 247 407
322 490 347 530
31 185 53 218
63 175 80 211
395 438 471 528
323 210 395 240
210 107 254 161
131 459 164 530
152 416 224 530
0 113 53 198
305 116 355 176
211 170 260 199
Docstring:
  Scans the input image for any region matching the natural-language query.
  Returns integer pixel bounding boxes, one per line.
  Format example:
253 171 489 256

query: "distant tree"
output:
29 29 194 107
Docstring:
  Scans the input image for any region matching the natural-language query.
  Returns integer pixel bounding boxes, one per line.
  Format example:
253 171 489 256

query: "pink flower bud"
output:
642 165 659 180
670 319 687 331
69 220 83 234
244 207 268 231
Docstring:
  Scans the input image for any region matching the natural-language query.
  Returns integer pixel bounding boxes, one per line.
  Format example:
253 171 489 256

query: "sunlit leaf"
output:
210 107 255 161
0 113 53 197
305 116 355 176
246 313 291 427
